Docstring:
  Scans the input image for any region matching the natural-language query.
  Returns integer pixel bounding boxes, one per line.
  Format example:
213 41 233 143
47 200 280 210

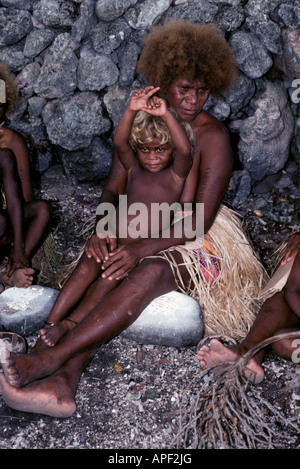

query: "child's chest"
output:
126 167 182 205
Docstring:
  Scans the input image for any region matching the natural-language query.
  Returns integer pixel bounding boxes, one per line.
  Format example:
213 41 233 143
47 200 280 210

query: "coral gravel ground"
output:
0 172 299 451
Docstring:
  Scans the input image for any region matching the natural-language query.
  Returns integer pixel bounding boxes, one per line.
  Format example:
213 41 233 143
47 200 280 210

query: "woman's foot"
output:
0 372 76 418
1 267 35 288
197 338 265 384
40 319 77 347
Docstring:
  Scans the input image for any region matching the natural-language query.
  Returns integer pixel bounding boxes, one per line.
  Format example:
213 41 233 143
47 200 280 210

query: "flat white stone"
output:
0 287 203 347
121 291 203 347
0 285 59 335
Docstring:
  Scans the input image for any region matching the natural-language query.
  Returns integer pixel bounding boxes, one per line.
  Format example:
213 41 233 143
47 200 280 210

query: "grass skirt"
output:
155 205 268 341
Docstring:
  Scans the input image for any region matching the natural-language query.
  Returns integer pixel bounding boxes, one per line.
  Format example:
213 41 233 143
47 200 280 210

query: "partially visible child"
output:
40 86 194 346
0 62 51 289
197 232 300 384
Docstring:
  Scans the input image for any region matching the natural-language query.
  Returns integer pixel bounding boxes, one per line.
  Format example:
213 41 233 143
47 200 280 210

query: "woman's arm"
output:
284 249 300 316
281 232 300 265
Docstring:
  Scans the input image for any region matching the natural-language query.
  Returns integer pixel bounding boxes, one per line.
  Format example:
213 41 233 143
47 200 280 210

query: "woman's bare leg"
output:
1 258 179 388
0 348 96 417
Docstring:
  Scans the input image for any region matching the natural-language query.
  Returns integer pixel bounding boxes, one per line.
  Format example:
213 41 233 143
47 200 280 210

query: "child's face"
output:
136 138 174 173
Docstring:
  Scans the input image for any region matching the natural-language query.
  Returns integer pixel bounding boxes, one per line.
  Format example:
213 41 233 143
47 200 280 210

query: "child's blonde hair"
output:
129 108 194 154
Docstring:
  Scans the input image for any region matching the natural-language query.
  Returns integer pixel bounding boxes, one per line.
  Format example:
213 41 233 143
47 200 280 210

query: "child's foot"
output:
197 338 265 384
40 319 77 347
1 267 35 288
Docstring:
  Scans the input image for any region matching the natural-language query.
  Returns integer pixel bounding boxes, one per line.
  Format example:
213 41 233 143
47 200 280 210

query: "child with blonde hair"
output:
39 86 193 346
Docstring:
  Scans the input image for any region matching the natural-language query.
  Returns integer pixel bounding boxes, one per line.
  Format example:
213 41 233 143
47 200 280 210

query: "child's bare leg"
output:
23 200 51 259
198 291 300 384
0 212 35 288
41 252 103 326
41 275 122 346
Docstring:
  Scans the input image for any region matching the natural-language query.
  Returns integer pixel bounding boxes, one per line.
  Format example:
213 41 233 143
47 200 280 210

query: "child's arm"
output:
0 149 28 275
114 87 160 170
146 97 192 178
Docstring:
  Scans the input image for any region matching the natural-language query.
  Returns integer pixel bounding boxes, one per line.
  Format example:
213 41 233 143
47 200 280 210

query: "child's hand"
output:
129 86 160 112
7 248 29 276
145 96 168 117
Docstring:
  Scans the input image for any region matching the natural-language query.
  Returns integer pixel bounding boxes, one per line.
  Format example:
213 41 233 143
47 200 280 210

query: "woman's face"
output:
165 78 210 122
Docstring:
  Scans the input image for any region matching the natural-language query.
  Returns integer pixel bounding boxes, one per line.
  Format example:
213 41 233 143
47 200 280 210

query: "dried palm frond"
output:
173 330 300 449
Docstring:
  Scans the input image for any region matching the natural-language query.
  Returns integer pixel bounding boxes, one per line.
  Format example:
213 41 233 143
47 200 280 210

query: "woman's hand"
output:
281 232 300 265
100 244 142 280
85 232 118 264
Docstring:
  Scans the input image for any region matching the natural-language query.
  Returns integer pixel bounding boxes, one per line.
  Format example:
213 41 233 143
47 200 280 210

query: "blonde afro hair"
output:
137 20 238 98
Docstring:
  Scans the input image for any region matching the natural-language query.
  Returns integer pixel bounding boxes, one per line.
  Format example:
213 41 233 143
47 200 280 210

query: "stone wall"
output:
1 0 299 208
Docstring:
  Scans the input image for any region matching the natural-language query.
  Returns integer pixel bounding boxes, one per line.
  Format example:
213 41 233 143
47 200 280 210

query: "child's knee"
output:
27 199 52 223
37 200 52 222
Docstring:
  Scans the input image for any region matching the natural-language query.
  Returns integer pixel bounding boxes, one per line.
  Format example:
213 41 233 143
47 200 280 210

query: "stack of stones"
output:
0 0 299 201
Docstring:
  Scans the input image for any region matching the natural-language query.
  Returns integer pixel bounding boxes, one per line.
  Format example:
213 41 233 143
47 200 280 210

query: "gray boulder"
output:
229 30 273 79
33 33 78 99
238 81 294 181
77 45 119 92
0 286 59 336
121 291 203 347
0 7 33 47
95 0 139 22
61 137 113 183
41 92 111 151
32 0 76 30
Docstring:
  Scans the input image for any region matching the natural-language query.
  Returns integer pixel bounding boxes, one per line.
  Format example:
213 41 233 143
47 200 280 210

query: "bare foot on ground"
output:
1 267 35 288
40 320 75 347
197 338 265 384
0 373 76 418
0 348 59 388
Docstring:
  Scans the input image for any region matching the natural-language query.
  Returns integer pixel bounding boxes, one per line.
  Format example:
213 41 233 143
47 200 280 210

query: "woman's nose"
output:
186 90 198 104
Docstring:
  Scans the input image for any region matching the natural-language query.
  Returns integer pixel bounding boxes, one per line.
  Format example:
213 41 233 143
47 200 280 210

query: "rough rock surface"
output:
0 0 299 196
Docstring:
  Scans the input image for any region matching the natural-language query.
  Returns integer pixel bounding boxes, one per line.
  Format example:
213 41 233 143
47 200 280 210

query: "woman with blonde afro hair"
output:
137 20 238 98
